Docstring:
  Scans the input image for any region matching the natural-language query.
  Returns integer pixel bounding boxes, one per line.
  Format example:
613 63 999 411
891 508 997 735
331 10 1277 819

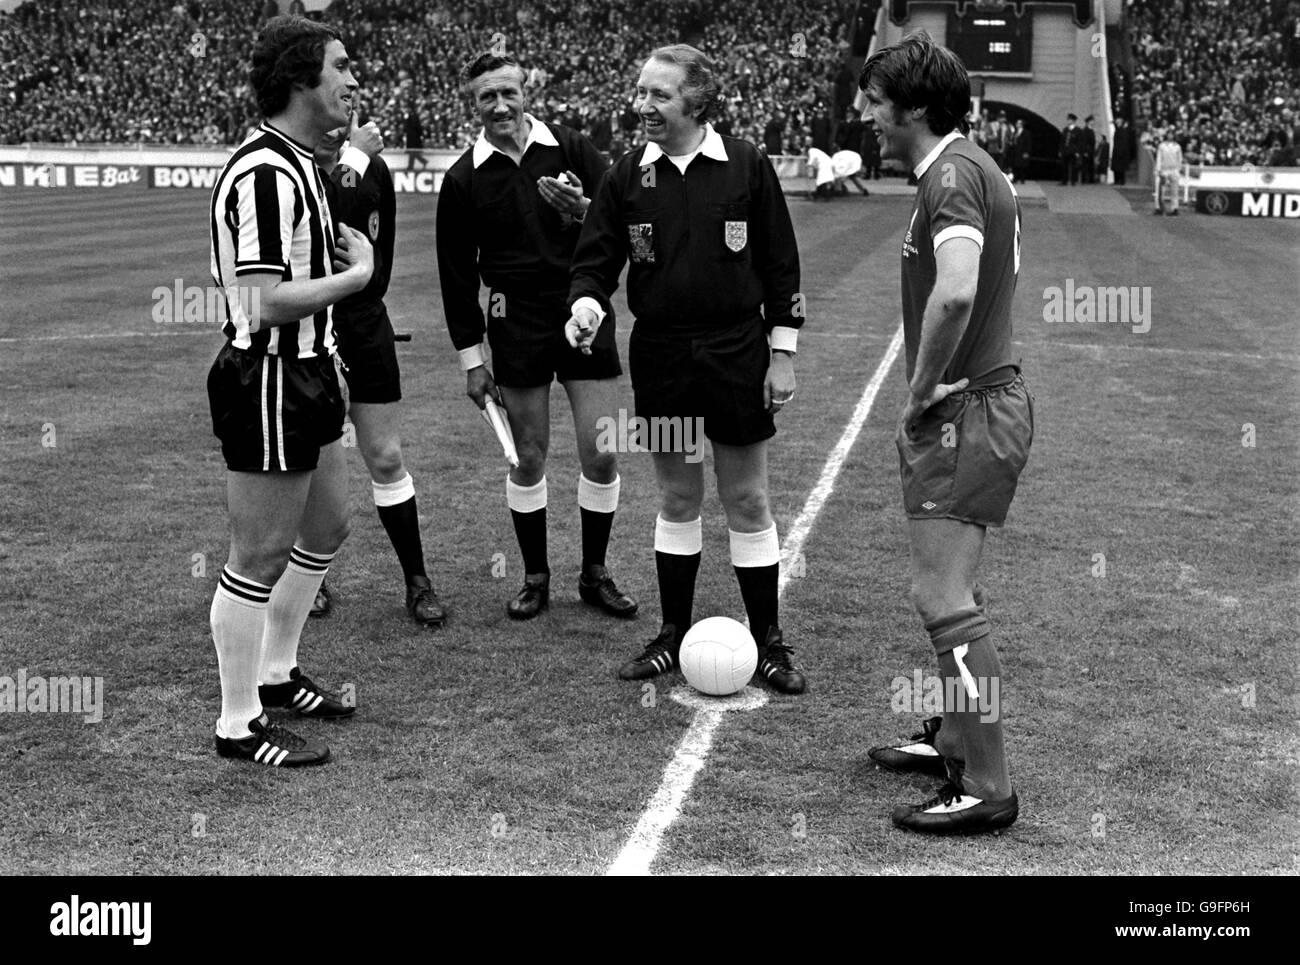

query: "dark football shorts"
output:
334 303 401 404
207 342 345 473
629 317 776 447
486 288 621 387
896 371 1033 527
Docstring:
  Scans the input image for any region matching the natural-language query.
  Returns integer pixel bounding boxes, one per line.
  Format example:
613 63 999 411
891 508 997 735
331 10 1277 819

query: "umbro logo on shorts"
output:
922 500 938 511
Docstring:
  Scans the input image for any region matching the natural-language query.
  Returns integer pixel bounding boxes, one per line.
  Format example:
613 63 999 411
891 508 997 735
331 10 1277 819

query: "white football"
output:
679 616 758 696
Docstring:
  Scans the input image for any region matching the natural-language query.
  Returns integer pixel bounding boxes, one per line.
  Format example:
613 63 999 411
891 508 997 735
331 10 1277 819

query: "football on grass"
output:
679 617 758 696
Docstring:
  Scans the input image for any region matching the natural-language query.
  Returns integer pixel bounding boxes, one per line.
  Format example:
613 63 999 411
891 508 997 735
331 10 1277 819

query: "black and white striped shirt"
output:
209 122 336 358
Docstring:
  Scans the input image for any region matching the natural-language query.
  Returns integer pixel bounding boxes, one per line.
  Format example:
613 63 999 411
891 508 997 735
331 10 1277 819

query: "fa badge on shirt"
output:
724 220 747 253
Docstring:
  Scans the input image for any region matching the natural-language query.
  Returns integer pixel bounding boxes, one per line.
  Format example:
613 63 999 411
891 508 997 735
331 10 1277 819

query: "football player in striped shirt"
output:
205 16 374 767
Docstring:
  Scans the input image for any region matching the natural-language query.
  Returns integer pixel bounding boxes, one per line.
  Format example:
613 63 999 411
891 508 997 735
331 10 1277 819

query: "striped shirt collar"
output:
472 114 558 168
914 130 964 180
640 122 728 167
259 121 316 160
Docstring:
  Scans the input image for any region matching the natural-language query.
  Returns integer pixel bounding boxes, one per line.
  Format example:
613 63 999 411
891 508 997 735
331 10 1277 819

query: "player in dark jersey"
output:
205 16 374 767
437 52 636 623
312 114 448 628
858 32 1032 833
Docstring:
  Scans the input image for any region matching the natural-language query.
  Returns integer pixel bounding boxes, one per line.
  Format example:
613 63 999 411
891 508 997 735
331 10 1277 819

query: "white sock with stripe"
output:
212 567 272 740
260 546 334 687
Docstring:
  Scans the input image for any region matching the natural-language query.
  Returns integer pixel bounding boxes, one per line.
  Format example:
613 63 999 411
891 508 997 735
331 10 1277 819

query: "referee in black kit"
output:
437 51 637 621
567 45 806 693
312 112 448 628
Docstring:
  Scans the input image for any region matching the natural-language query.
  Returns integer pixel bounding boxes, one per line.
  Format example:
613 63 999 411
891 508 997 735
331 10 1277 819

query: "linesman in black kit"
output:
567 44 806 693
313 112 448 628
437 51 636 622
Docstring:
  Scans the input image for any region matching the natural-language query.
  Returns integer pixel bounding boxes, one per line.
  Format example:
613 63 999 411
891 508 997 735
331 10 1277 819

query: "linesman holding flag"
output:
437 51 637 621
568 45 806 693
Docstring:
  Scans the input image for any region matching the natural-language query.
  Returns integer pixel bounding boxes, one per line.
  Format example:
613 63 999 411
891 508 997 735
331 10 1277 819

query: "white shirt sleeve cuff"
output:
339 145 371 180
933 225 984 252
458 343 486 371
770 326 799 354
572 296 606 325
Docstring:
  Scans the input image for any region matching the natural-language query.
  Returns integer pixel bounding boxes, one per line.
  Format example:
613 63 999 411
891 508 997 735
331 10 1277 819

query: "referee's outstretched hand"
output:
466 365 503 411
333 224 374 288
564 306 600 356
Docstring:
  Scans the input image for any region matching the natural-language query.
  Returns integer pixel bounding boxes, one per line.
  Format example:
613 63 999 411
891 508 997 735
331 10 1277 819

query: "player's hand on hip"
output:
466 365 502 411
901 378 968 438
537 170 586 218
565 306 600 355
765 351 796 414
333 224 374 288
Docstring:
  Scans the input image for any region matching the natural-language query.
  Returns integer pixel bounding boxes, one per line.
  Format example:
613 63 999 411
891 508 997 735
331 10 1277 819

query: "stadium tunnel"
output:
981 100 1067 181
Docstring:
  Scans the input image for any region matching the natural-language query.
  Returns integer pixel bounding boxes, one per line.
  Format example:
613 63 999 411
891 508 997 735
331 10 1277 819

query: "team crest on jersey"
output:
368 210 380 241
628 223 655 264
724 220 747 252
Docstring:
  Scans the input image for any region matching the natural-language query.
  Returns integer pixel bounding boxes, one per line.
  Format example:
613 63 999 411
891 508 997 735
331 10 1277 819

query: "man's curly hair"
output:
649 44 723 124
250 15 343 118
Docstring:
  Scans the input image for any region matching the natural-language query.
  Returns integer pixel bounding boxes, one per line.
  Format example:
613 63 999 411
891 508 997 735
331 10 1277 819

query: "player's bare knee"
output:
582 450 617 484
720 487 771 531
365 444 405 482
660 487 702 522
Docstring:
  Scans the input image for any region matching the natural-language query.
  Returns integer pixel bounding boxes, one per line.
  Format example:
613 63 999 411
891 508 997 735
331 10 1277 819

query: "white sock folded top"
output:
729 524 779 567
372 472 415 507
506 475 548 513
578 473 620 513
655 515 703 556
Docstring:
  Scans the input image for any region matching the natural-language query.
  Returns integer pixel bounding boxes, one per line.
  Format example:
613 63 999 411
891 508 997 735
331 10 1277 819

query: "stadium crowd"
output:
0 0 850 155
1123 0 1300 166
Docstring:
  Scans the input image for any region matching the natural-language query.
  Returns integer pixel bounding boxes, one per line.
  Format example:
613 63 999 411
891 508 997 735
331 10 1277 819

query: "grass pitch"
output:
0 183 1296 875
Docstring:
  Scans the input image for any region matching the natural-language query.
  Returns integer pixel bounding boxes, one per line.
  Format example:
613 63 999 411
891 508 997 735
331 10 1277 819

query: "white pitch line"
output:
606 322 905 877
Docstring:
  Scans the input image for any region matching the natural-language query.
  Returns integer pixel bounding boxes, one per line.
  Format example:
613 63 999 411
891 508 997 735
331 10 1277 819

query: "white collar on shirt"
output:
913 130 965 179
641 122 729 167
472 114 558 168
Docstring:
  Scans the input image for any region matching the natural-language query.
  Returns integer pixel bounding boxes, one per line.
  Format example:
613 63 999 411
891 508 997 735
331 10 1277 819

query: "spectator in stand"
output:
1080 115 1097 183
1112 116 1134 184
1010 118 1031 182
764 111 786 155
1060 113 1081 184
1095 131 1110 183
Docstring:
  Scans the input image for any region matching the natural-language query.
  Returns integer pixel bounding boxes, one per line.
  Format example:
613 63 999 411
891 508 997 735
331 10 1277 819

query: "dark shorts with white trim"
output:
629 317 775 447
334 303 402 404
207 342 345 473
895 371 1033 528
486 287 622 388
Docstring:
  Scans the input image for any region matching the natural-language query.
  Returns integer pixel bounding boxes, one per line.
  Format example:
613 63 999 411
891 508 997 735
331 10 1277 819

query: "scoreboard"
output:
946 6 1034 73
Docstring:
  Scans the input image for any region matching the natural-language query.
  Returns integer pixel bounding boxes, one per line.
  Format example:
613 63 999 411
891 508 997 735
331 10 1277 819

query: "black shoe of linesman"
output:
215 713 330 767
578 564 638 618
507 573 549 620
406 575 447 627
891 782 1019 835
869 716 949 777
259 667 355 719
309 582 332 618
756 626 807 694
618 624 680 680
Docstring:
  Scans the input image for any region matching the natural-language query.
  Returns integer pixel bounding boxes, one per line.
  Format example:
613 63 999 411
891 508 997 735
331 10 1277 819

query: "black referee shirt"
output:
569 128 802 335
437 118 609 352
326 149 395 316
